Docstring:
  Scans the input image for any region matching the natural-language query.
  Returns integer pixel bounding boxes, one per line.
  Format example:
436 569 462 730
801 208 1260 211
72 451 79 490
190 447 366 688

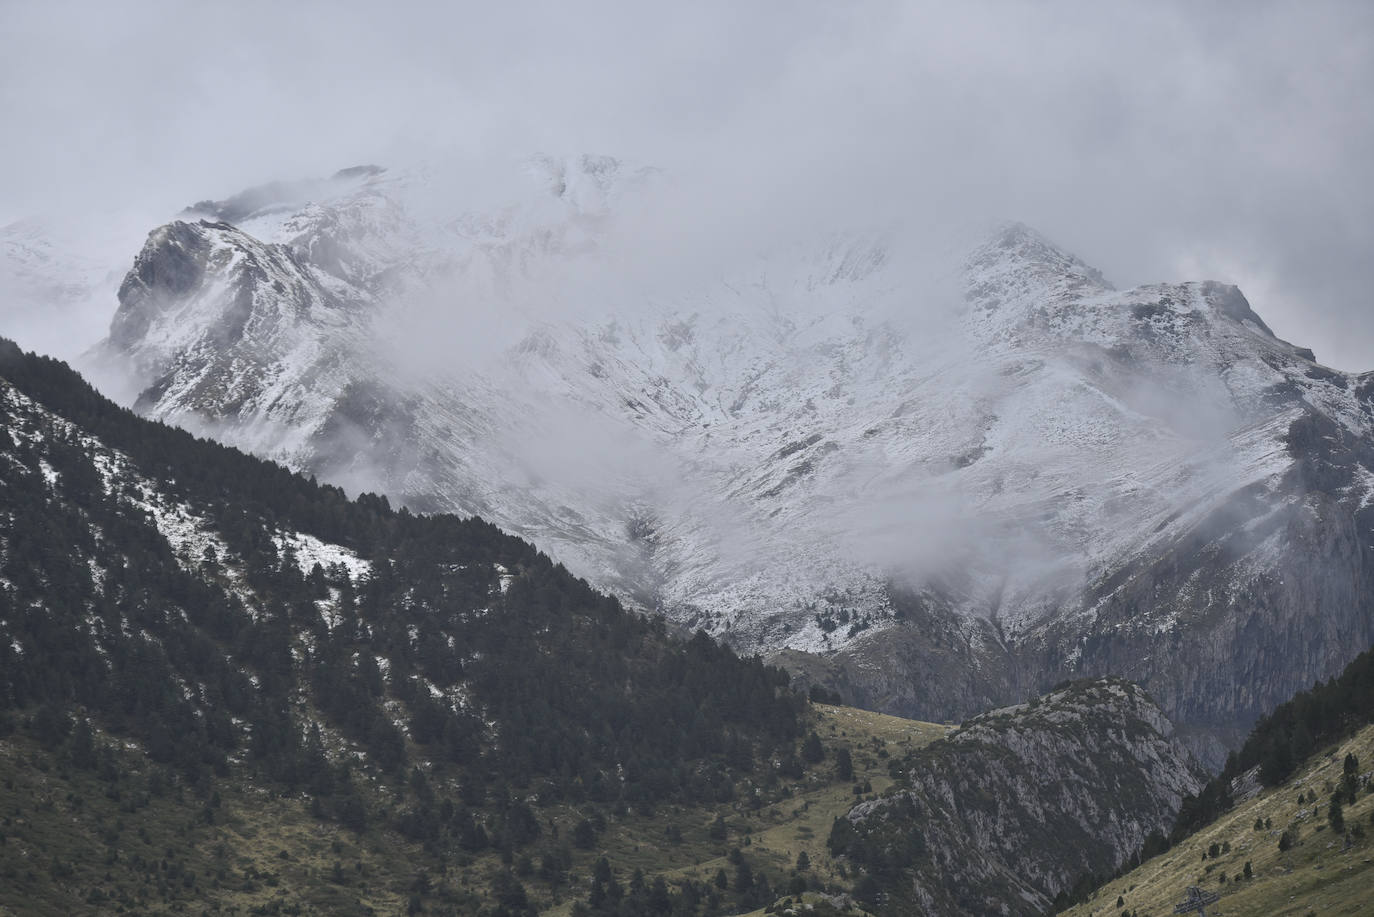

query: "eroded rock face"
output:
835 678 1206 916
1047 493 1374 766
100 216 378 465
110 222 212 350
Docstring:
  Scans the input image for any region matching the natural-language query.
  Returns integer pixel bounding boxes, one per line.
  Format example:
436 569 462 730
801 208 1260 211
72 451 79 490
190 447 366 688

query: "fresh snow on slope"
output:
81 163 1374 666
276 530 370 580
1 379 370 612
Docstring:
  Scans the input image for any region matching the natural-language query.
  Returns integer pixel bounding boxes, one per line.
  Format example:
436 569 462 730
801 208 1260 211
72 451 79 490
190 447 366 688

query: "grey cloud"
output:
1 0 1371 368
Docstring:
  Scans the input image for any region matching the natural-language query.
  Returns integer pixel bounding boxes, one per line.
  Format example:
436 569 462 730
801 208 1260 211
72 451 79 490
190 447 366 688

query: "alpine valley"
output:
3 154 1374 917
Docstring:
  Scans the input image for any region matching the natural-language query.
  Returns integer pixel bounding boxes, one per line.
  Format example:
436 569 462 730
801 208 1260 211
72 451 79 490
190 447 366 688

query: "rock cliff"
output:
832 678 1206 915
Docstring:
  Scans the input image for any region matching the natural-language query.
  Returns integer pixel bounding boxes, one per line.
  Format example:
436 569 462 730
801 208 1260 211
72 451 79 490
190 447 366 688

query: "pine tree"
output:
733 859 753 895
835 746 854 782
68 718 96 770
801 731 824 764
1329 795 1345 834
573 818 596 849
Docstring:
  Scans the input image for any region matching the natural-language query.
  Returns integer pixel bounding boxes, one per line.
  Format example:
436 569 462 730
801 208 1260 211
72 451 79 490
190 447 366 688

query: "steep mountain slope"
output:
1059 692 1374 917
84 160 1374 766
829 678 1205 915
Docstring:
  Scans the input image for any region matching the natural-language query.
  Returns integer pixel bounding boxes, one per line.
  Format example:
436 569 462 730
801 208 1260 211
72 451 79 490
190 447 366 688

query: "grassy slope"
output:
1059 724 1374 917
0 704 949 916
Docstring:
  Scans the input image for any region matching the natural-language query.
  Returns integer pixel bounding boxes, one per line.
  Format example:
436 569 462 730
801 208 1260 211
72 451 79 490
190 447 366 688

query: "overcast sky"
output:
2 0 1372 368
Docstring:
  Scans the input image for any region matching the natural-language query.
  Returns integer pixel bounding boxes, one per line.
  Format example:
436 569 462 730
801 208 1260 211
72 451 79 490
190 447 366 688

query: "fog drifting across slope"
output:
363 173 1276 635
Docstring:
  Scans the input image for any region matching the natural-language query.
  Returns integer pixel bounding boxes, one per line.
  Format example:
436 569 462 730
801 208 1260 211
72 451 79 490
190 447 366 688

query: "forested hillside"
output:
0 338 812 914
1059 722 1374 917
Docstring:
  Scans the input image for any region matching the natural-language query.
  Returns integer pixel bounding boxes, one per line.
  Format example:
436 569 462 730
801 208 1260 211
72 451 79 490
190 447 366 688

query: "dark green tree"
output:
801 731 824 764
1329 796 1345 833
835 746 854 782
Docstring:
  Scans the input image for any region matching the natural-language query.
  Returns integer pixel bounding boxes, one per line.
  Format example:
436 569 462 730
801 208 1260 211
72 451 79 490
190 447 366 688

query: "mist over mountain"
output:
4 5 1374 913
42 157 1367 768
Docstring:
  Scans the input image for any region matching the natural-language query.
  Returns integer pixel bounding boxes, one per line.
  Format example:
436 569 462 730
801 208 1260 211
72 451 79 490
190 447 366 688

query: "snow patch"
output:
275 530 371 581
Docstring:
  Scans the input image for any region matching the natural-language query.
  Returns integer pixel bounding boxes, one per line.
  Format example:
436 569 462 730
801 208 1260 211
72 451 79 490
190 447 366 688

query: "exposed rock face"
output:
1035 481 1374 765
97 217 377 476
88 164 1374 769
110 221 213 350
834 678 1206 915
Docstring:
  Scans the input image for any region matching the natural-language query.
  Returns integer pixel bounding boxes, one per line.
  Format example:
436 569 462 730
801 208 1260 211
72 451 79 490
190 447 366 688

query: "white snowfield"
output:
29 157 1371 676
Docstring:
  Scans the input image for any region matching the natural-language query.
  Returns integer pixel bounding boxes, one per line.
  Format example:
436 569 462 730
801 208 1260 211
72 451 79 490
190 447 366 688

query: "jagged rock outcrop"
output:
832 678 1206 915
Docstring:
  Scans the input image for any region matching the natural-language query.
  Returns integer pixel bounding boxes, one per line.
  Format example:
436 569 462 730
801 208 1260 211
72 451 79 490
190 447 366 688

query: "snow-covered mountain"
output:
72 158 1374 765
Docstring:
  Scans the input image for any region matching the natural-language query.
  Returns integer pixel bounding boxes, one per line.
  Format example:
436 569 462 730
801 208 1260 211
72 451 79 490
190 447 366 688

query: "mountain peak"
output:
1198 279 1275 338
962 222 1115 327
967 221 1114 291
80 171 1374 780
